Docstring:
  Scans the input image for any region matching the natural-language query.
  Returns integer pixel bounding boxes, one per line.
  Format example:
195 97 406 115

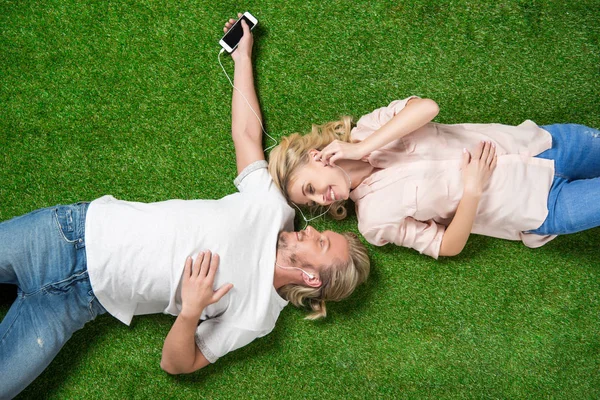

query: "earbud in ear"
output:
276 262 316 280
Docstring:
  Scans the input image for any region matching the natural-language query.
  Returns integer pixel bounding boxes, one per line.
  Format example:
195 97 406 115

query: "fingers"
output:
477 141 497 168
486 143 496 166
471 141 484 160
328 153 340 166
191 251 204 276
487 142 498 171
468 141 497 164
241 19 249 34
207 253 220 280
224 13 243 33
318 141 340 166
223 18 236 32
461 148 471 169
189 251 211 277
313 149 329 166
199 250 212 277
213 283 234 302
325 147 340 165
490 154 498 171
480 141 491 163
190 251 220 280
184 256 193 277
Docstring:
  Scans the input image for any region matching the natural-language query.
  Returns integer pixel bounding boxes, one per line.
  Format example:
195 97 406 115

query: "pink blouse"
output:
349 97 556 259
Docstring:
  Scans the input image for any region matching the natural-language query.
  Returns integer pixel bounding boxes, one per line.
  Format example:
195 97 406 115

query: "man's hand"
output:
180 251 233 321
224 13 254 63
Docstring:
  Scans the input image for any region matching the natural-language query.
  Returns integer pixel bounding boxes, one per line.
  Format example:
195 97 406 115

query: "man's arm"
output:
161 252 233 374
160 315 211 374
225 15 265 175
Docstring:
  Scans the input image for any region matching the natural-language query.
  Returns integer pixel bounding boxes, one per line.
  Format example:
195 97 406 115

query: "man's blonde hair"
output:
277 232 370 320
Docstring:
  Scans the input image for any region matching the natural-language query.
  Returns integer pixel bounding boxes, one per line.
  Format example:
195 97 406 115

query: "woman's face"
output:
287 151 351 207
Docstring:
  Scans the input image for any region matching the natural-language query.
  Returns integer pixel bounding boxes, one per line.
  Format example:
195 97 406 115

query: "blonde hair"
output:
278 232 370 320
268 116 354 220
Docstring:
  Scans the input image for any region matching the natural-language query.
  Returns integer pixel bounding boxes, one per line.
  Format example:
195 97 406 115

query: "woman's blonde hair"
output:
268 116 354 220
278 232 370 320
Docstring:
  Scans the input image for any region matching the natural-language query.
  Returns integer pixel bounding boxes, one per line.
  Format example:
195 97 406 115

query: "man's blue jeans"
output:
0 203 105 399
531 124 600 235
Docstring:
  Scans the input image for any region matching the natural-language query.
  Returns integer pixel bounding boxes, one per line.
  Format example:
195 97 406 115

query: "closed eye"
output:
304 184 316 207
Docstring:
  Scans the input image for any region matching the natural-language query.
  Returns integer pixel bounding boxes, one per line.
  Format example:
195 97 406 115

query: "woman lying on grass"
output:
268 97 600 258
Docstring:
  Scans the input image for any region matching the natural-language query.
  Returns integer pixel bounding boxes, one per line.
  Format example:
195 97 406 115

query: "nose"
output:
305 226 315 237
304 226 321 241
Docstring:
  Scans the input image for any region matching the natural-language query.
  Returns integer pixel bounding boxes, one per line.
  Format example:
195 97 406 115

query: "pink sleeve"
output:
363 216 445 259
352 96 420 141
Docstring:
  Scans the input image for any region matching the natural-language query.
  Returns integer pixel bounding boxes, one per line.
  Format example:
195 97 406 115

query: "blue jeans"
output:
530 124 600 235
0 203 105 399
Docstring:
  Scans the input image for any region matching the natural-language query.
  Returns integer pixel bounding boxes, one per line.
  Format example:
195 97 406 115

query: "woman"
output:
269 96 600 258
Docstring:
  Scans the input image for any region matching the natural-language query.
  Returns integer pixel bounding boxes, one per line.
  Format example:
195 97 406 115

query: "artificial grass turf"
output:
1 0 599 398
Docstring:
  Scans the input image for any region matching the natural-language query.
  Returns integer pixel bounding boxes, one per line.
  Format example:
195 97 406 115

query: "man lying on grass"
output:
0 15 370 399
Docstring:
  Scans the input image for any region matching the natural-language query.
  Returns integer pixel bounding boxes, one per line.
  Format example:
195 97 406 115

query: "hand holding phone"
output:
220 12 258 53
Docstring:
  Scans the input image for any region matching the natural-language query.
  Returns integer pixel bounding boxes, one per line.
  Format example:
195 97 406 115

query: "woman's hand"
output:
316 140 369 166
439 141 496 257
461 141 497 196
224 13 254 63
180 251 233 321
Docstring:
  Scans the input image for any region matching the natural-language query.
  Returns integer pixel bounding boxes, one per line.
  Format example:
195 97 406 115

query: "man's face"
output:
277 226 350 273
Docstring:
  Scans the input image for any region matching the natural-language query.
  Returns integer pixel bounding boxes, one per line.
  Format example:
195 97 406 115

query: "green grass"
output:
1 0 599 398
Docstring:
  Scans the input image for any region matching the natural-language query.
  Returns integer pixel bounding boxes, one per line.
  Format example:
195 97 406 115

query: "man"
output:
0 16 370 398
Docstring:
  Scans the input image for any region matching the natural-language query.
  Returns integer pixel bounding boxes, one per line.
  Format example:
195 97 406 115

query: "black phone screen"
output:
223 16 256 49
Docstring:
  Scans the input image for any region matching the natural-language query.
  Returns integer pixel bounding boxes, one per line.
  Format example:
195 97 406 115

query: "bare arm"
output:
439 142 497 257
160 314 211 374
161 252 233 374
225 15 265 174
318 97 440 165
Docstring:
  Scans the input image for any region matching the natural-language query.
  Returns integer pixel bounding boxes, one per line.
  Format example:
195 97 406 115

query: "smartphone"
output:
219 12 258 53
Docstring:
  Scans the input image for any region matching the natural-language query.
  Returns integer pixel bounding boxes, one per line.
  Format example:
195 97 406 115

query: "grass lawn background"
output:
1 0 599 398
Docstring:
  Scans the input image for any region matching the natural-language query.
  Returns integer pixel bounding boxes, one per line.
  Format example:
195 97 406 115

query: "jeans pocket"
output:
53 206 85 247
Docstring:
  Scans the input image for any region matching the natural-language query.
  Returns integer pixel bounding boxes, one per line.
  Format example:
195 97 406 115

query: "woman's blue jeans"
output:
531 124 600 235
0 203 105 399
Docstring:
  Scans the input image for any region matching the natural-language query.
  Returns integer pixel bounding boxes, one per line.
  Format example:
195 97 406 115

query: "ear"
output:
302 272 322 288
308 149 320 161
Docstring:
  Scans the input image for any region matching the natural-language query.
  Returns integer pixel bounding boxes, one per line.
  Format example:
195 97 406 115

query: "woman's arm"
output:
161 252 232 374
318 97 439 165
227 16 265 175
439 141 497 257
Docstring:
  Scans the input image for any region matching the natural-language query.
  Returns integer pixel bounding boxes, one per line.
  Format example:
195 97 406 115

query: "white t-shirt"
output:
85 161 294 362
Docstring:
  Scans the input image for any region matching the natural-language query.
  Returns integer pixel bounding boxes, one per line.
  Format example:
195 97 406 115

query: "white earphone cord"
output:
292 202 332 230
219 49 349 228
275 262 315 279
218 49 278 151
291 164 351 228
